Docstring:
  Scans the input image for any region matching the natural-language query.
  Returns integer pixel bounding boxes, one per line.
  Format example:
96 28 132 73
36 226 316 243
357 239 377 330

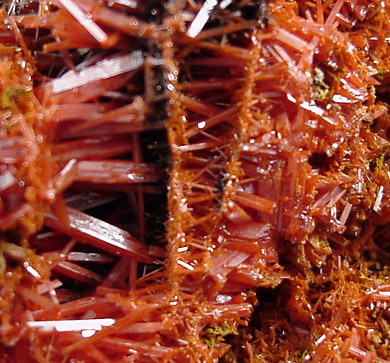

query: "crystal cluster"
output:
1 0 390 362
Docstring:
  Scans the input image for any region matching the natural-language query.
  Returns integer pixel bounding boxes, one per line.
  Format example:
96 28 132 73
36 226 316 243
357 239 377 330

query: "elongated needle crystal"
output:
51 51 144 94
187 0 219 38
57 0 108 44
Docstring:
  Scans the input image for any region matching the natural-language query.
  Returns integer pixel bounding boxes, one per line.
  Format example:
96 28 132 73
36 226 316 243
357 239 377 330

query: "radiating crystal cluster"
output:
1 0 390 362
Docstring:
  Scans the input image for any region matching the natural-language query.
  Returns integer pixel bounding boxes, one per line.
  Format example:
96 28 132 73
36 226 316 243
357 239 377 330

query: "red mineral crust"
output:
1 0 390 362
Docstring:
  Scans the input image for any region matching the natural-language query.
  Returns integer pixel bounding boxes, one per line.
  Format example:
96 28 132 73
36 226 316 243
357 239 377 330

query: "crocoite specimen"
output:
1 0 390 362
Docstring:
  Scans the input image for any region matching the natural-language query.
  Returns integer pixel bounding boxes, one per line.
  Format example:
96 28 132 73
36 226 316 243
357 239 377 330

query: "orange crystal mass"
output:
1 0 390 362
